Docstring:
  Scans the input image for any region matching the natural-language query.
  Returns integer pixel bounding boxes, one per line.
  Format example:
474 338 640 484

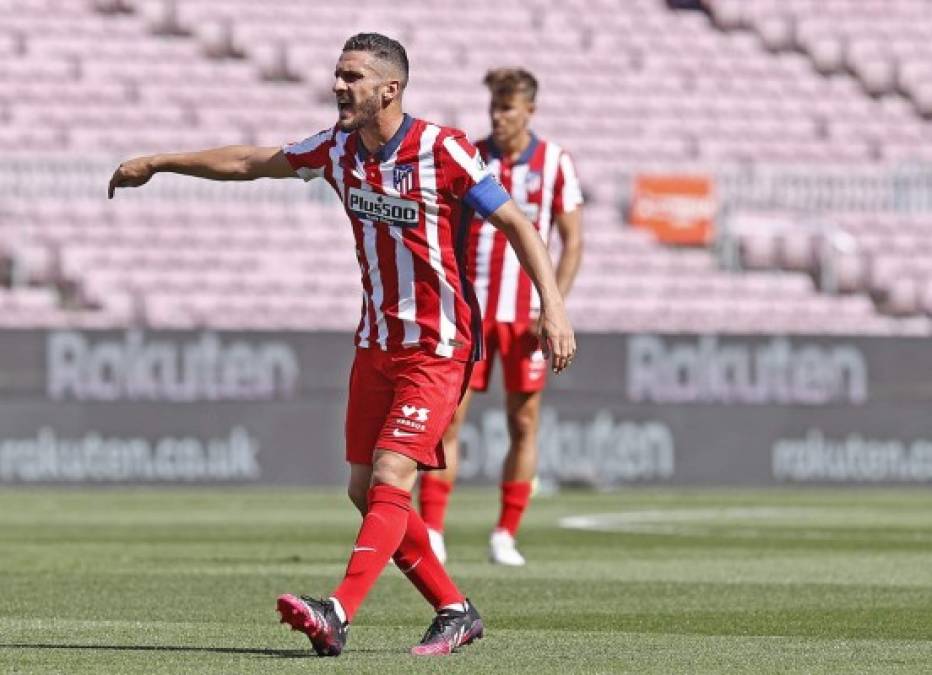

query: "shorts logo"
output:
395 404 430 433
528 349 547 380
347 187 419 228
393 163 415 194
402 405 430 422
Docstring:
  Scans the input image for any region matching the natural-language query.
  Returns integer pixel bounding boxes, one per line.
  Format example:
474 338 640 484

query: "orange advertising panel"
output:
630 174 716 245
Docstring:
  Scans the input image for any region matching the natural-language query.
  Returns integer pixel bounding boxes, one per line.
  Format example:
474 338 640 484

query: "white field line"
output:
558 508 932 541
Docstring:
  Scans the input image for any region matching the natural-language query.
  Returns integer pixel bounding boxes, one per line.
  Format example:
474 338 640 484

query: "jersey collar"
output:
355 113 414 163
486 132 538 165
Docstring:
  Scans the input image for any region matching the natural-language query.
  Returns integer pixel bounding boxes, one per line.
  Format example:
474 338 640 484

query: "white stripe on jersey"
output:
495 163 527 322
442 136 489 183
531 143 562 314
473 221 495 316
379 156 421 347
420 125 456 358
286 132 329 181
559 151 583 213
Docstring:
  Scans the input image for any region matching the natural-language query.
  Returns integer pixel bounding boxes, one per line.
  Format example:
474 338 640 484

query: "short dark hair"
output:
483 68 538 102
343 32 409 88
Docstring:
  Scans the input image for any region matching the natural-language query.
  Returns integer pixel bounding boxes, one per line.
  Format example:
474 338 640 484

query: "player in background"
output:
419 68 583 567
108 35 575 656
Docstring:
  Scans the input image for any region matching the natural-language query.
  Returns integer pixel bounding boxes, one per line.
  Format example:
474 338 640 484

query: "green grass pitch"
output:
1 487 931 673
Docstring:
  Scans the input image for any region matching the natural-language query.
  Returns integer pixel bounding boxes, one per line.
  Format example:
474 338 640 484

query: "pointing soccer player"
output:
108 35 575 656
419 68 583 567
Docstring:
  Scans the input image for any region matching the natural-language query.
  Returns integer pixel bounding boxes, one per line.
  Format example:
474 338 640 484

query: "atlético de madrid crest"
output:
393 163 414 194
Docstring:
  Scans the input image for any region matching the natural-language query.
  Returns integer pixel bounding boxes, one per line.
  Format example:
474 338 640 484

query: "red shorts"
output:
345 347 470 469
470 321 548 393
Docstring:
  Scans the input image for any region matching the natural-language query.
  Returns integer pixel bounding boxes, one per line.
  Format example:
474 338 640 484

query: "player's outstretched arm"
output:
487 199 576 373
107 146 295 198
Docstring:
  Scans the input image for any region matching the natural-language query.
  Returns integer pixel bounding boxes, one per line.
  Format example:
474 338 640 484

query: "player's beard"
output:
337 92 381 132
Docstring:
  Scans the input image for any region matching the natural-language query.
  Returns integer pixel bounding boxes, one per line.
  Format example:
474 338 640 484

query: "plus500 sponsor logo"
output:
347 187 419 227
456 408 674 485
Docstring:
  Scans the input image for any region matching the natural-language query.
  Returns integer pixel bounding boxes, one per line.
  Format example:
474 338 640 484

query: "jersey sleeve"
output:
552 150 584 216
438 132 510 218
282 128 333 182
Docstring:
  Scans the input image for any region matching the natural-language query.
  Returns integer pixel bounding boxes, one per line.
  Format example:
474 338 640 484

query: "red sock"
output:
393 509 465 609
418 473 453 532
331 484 410 622
496 481 532 536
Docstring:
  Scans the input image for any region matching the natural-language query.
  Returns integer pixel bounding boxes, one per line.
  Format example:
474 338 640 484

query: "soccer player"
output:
419 68 583 567
108 34 575 656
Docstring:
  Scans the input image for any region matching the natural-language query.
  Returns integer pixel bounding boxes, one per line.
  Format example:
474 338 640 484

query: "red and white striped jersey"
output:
468 134 583 325
283 115 509 361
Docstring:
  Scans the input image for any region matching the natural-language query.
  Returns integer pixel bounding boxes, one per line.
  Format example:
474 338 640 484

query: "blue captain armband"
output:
464 175 510 218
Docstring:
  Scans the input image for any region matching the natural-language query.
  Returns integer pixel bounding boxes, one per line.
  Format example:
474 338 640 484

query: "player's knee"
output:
508 406 538 440
371 465 406 488
371 451 417 490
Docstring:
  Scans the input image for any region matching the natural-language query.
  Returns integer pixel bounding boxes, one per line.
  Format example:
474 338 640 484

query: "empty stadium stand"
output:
1 0 931 333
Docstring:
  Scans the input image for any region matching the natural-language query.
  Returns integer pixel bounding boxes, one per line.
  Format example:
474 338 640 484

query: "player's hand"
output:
537 302 576 374
108 156 156 199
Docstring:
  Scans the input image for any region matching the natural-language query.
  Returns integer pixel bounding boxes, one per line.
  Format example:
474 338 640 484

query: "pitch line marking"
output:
557 507 932 541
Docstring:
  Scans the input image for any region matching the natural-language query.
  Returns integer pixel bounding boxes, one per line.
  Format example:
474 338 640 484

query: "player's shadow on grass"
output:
2 643 392 657
0 643 326 659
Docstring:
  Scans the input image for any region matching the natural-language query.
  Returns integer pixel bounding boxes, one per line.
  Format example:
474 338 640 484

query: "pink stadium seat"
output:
882 276 922 316
867 254 903 294
780 231 819 273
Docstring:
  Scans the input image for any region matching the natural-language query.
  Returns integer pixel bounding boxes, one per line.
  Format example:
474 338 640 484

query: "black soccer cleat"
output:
276 594 348 657
410 598 484 656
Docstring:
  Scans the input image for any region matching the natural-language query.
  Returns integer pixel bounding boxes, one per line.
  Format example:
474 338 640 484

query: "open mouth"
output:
337 100 352 114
